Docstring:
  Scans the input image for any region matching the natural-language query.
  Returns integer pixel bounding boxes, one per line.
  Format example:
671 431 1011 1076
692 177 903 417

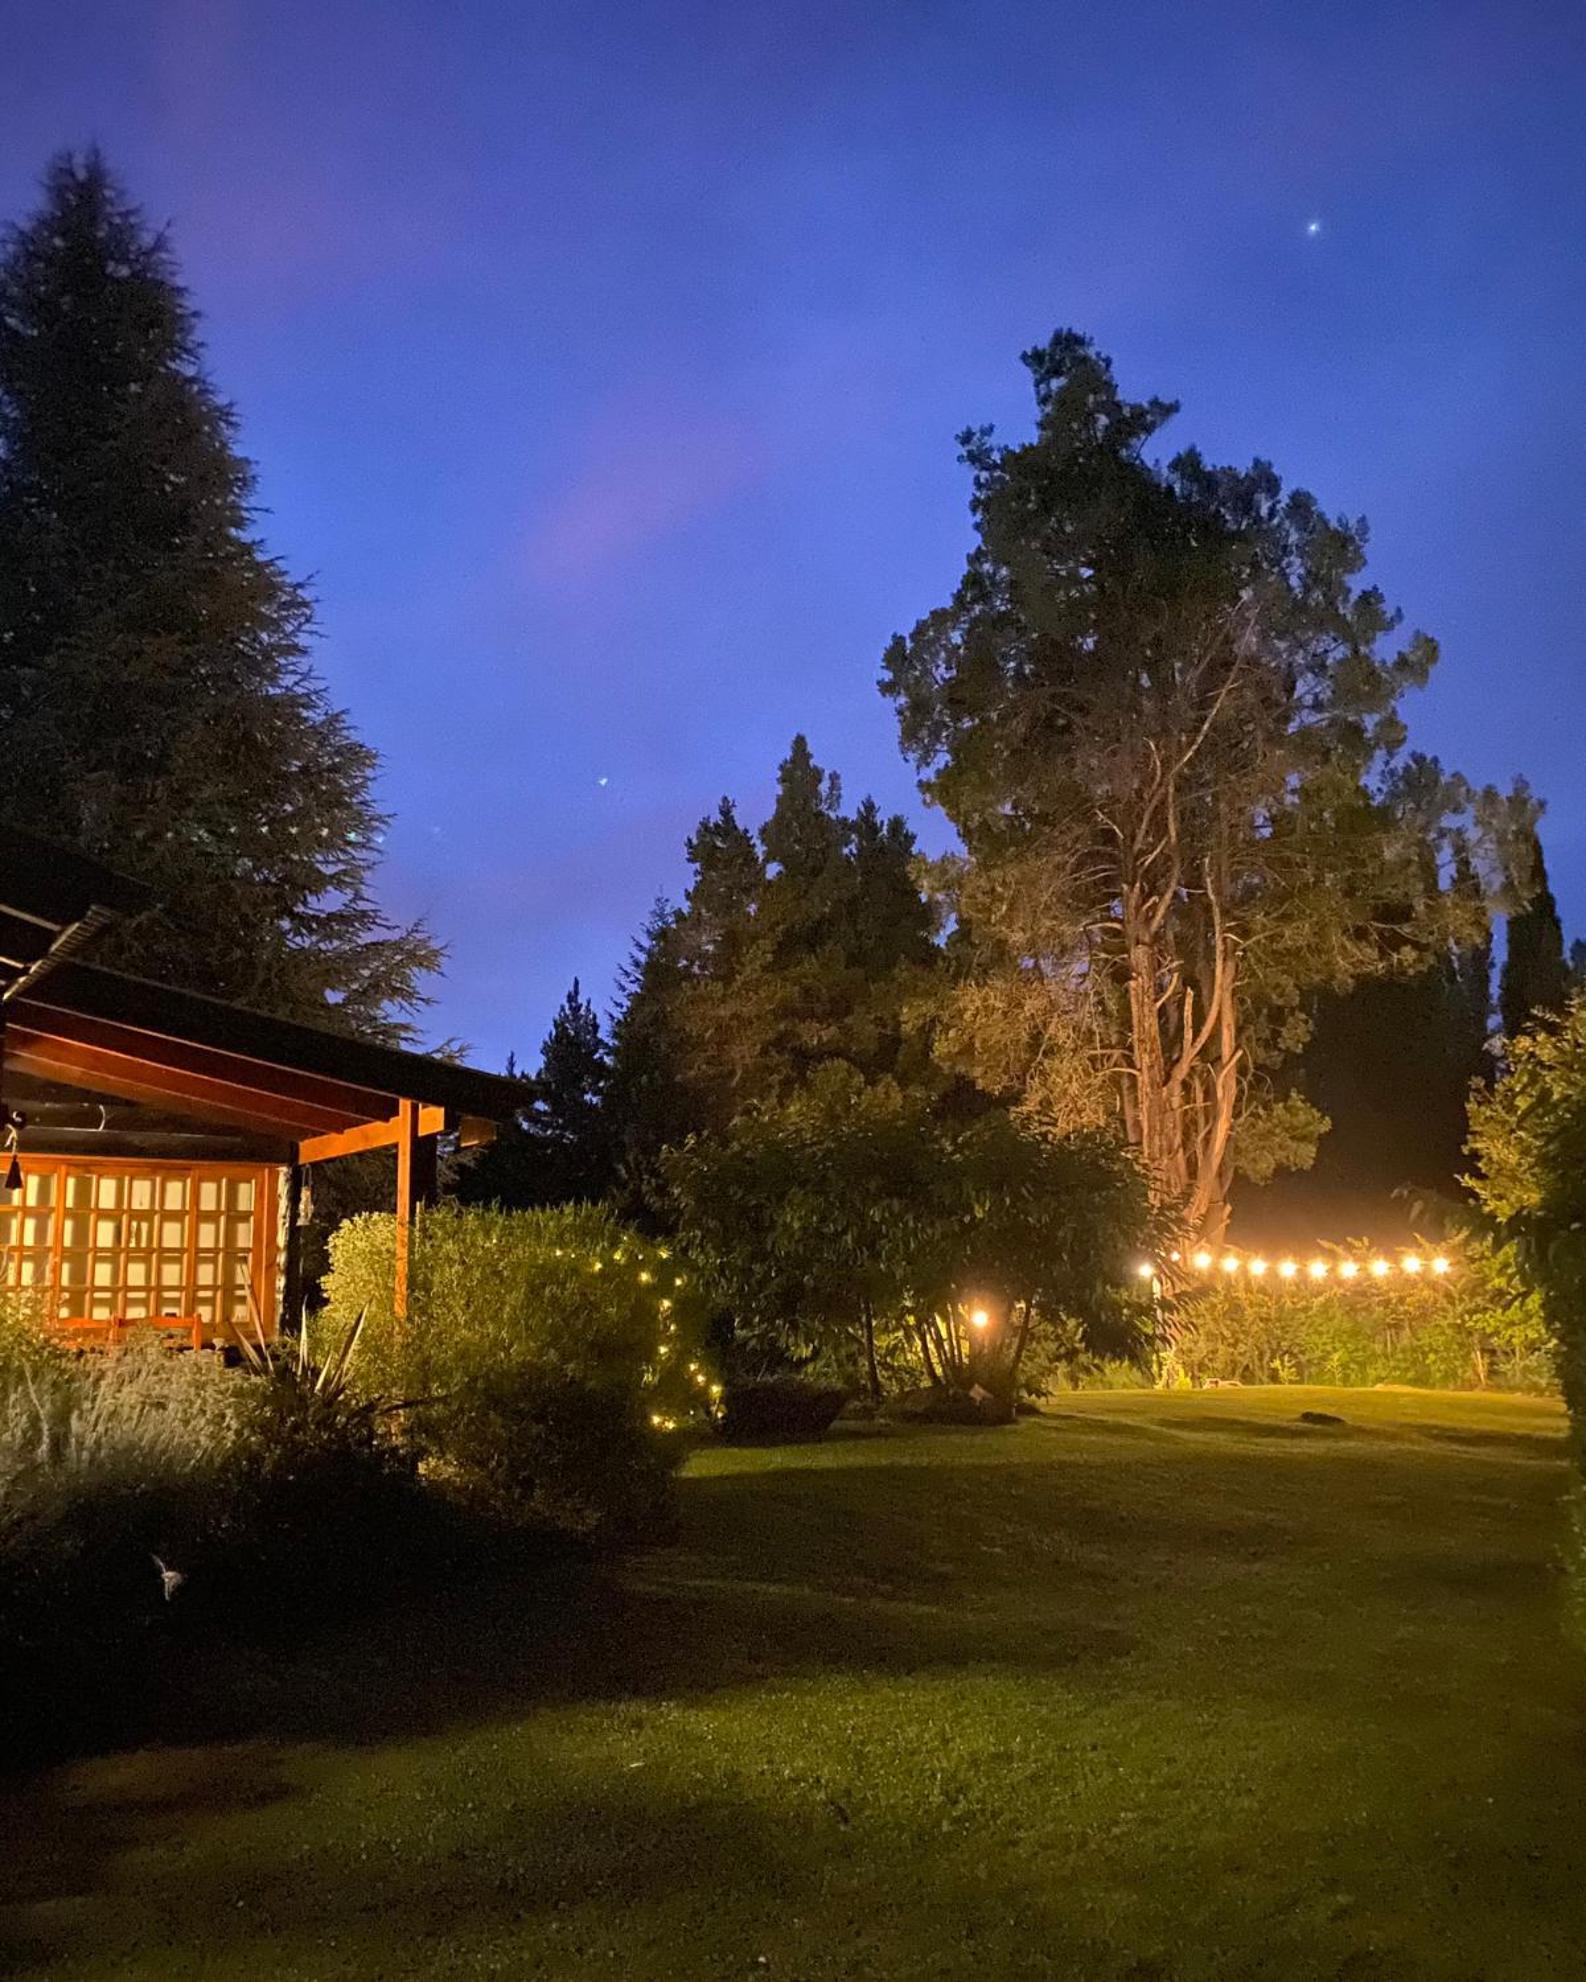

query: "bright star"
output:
1306 219 1322 237
596 776 609 788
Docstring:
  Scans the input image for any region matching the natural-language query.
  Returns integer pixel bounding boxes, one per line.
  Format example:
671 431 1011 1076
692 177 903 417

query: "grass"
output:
1 1386 1580 1980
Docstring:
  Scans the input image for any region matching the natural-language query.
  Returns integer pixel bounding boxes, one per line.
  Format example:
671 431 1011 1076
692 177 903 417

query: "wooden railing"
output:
49 1313 222 1353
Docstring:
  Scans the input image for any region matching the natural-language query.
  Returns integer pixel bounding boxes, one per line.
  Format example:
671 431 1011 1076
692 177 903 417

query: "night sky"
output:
3 1 1583 1070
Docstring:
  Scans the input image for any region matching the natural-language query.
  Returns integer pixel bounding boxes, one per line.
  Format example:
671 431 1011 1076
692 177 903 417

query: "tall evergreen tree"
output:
604 741 941 1217
1500 824 1569 1042
0 152 436 1036
882 330 1514 1239
458 981 614 1208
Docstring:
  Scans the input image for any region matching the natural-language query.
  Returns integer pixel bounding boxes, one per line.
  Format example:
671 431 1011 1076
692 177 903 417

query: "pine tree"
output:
605 902 699 1223
605 741 942 1200
1500 825 1569 1042
0 152 436 1036
458 981 614 1208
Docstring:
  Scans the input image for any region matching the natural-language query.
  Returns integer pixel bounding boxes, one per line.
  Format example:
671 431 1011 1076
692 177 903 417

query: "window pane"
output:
66 1174 94 1209
25 1171 54 1206
162 1178 187 1211
96 1176 121 1209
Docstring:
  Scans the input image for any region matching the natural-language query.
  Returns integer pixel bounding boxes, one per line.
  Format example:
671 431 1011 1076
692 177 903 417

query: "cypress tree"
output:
1500 825 1569 1042
0 151 436 1036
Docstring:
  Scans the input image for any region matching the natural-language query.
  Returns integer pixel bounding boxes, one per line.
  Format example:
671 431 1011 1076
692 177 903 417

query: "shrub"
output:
1157 1241 1552 1392
718 1379 849 1443
320 1204 708 1542
0 1328 426 1764
666 1067 1153 1406
1468 997 1586 1640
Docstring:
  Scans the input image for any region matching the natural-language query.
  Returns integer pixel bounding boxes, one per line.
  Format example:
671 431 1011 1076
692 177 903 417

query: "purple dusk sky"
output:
4 1 1584 1068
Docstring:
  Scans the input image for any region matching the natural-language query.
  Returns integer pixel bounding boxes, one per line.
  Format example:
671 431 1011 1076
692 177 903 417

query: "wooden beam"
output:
11 999 397 1124
394 1098 419 1321
297 1105 452 1165
5 1029 354 1137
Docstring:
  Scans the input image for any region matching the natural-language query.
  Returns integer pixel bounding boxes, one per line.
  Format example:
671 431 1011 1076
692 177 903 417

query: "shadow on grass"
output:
1 1415 1580 1979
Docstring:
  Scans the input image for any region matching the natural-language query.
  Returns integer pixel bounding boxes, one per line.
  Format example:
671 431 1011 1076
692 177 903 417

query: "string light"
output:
969 1307 990 1329
1136 1261 1156 1280
1176 1245 1456 1284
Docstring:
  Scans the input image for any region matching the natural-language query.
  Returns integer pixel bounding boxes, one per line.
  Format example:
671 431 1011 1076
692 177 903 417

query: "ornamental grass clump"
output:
0 1319 427 1766
320 1204 709 1541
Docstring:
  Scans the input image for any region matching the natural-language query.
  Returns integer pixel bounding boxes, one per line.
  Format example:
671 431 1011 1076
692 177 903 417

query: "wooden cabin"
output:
0 830 524 1345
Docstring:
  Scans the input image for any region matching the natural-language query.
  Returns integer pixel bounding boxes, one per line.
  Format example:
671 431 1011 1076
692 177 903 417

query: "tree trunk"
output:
861 1298 882 1403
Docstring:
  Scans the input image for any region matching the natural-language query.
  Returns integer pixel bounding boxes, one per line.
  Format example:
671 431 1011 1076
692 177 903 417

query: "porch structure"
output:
1 830 525 1339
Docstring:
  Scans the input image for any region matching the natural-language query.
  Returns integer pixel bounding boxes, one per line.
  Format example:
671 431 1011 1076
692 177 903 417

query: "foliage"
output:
1499 822 1570 1044
458 980 616 1209
0 1331 423 1761
320 1204 707 1537
1467 995 1586 1623
0 151 437 1037
605 736 940 1219
881 329 1519 1240
665 1064 1151 1403
1157 1241 1550 1391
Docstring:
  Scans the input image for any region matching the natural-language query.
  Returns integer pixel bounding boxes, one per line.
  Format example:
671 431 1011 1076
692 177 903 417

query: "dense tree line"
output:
5 149 1577 1393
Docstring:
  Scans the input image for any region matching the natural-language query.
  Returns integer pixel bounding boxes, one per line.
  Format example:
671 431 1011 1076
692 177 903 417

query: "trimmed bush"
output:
718 1379 848 1444
319 1205 709 1541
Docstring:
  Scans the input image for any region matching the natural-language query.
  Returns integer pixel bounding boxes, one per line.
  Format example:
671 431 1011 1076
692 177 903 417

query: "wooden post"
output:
278 1161 304 1338
394 1098 419 1321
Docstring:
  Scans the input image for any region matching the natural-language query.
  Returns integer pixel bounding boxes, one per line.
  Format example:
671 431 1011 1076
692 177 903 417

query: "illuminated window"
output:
0 1161 274 1336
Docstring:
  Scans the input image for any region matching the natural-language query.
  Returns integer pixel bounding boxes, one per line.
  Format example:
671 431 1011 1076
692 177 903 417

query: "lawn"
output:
2 1387 1580 1980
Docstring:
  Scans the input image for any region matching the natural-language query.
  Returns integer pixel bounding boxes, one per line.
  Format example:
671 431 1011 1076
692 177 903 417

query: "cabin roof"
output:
1 830 525 1149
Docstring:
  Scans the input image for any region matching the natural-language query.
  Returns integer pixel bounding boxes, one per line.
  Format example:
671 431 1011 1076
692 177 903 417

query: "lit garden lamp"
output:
0 1101 23 1195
